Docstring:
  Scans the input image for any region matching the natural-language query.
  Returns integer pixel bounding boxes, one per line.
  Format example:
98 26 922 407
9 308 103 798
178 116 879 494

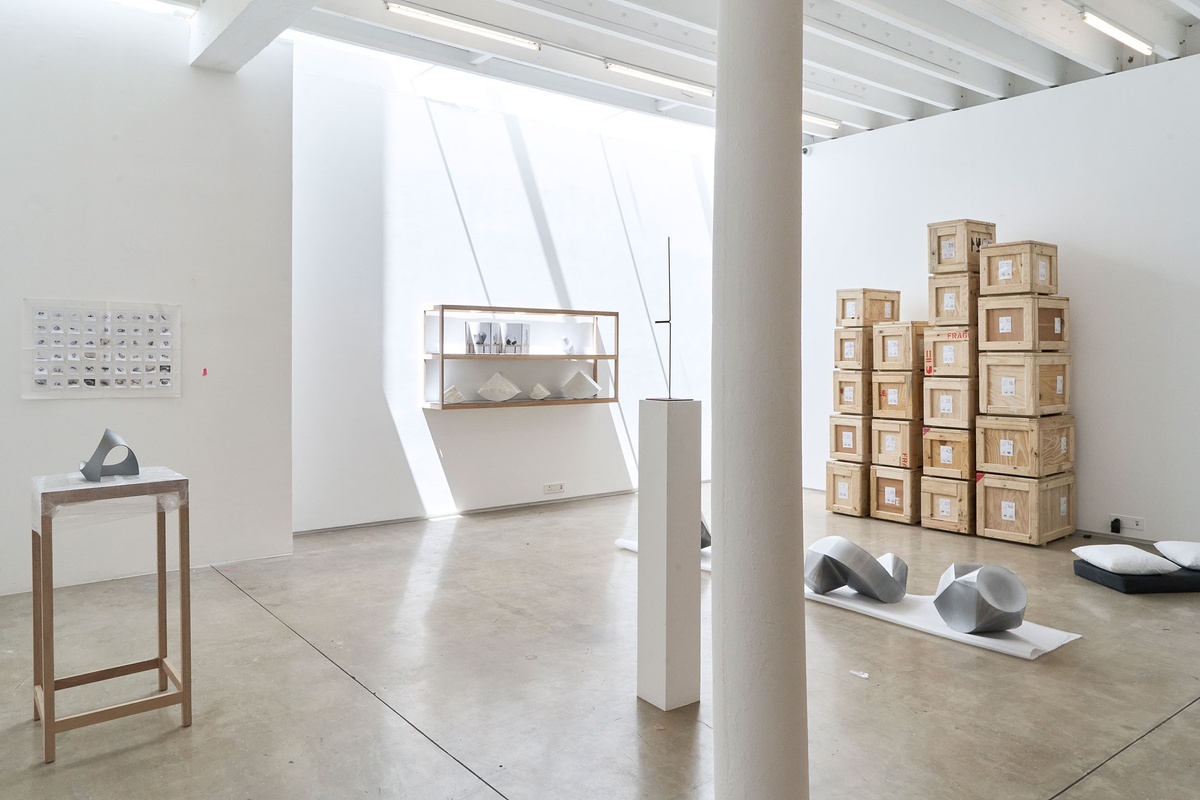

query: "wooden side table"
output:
31 467 191 763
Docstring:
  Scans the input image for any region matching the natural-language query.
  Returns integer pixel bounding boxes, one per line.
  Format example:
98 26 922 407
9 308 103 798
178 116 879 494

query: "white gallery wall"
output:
293 39 714 529
802 54 1200 540
0 0 294 595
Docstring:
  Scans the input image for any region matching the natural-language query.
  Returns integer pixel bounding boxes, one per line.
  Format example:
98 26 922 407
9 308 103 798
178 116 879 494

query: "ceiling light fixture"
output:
604 61 715 97
1080 9 1153 55
802 112 841 130
384 2 541 51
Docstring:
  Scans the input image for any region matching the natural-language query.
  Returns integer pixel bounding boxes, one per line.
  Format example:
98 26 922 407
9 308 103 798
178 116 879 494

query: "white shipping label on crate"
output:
837 481 849 500
1001 501 1016 521
1001 377 1016 396
1056 375 1064 395
887 388 899 406
998 259 1014 280
1061 436 1068 454
941 239 956 260
942 344 955 364
885 434 897 452
1054 317 1062 334
943 292 957 311
885 486 898 506
841 431 854 449
883 301 893 319
1039 260 1048 282
999 316 1012 334
940 445 953 464
939 498 952 517
843 386 854 403
1000 439 1014 457
846 300 857 319
843 340 855 358
939 394 954 414
1060 496 1068 516
887 340 899 358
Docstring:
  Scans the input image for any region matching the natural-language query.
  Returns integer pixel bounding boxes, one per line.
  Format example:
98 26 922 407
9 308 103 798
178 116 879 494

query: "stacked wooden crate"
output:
827 289 900 517
869 316 925 525
974 241 1076 545
920 219 995 533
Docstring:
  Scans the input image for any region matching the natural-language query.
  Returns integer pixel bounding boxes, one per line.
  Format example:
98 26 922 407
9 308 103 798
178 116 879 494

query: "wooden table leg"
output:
178 503 191 728
157 509 168 692
41 515 55 763
32 529 41 722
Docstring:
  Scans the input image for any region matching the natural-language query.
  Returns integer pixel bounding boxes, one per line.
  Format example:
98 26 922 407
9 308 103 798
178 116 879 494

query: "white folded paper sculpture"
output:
443 384 465 404
561 371 601 399
529 383 551 400
478 372 520 402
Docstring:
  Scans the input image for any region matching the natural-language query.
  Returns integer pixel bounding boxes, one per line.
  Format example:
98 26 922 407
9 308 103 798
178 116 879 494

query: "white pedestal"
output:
637 399 701 711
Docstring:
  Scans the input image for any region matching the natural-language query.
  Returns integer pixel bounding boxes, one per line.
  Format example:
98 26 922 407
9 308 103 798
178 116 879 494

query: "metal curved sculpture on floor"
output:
804 535 909 604
933 563 1027 634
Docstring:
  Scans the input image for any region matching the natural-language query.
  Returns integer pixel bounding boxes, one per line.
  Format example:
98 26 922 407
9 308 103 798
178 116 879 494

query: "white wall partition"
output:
802 55 1200 540
292 39 714 529
0 0 294 595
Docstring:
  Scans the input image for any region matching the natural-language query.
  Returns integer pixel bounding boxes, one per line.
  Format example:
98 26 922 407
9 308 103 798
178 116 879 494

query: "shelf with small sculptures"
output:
422 305 619 409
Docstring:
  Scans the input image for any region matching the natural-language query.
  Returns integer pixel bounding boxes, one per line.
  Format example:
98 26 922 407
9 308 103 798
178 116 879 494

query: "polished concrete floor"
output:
2 490 1198 799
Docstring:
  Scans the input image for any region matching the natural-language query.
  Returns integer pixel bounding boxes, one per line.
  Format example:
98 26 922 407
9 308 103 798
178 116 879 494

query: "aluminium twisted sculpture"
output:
933 563 1027 634
804 535 909 604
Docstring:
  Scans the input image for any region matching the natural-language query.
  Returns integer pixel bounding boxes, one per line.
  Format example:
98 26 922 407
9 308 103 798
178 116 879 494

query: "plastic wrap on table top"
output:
31 466 188 523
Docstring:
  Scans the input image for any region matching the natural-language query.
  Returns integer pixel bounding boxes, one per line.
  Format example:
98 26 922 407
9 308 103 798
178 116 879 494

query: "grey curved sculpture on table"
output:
933 563 1027 634
804 536 909 604
79 428 139 482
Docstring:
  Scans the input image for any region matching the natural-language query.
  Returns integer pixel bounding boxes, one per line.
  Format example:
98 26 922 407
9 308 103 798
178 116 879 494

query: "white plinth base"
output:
637 399 701 711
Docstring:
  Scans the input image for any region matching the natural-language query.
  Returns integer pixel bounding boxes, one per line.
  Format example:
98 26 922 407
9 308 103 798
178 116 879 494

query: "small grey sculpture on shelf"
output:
804 535 908 604
933 563 1027 634
79 428 139 482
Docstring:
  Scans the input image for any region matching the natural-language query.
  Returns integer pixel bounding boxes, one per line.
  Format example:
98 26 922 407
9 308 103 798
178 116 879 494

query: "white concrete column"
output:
637 399 702 711
711 0 808 795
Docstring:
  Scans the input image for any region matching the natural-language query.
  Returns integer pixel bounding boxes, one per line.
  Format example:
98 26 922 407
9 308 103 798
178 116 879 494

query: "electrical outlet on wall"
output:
1112 515 1146 533
544 482 564 494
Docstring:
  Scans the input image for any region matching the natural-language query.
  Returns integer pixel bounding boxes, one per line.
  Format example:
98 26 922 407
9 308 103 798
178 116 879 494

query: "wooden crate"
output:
923 377 977 430
870 466 920 524
923 326 976 378
873 322 928 371
922 427 974 480
978 353 1070 416
976 414 1075 477
836 289 900 328
872 371 923 420
980 241 1058 295
833 327 872 371
827 460 869 517
921 477 975 534
871 418 922 469
976 472 1075 545
927 273 979 327
833 370 869 415
978 296 1069 351
928 219 996 274
829 414 870 463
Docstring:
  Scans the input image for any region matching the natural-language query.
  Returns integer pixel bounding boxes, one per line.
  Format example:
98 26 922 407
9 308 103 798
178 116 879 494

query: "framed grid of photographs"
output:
22 298 182 399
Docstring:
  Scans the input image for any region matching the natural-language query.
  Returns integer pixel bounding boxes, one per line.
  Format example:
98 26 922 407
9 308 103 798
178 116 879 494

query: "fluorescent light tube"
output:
1081 10 1152 55
802 112 841 130
385 3 541 51
604 61 715 97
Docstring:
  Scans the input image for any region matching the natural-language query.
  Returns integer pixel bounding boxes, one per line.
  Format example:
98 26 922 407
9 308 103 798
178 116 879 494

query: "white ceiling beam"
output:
804 0 1037 99
1164 0 1200 17
836 0 1090 86
1065 0 1187 59
803 65 939 121
801 93 904 132
606 0 716 31
804 33 989 110
939 0 1123 73
190 0 316 71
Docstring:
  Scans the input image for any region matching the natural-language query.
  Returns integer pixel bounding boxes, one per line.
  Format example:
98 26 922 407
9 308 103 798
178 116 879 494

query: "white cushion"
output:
1154 541 1200 571
1072 544 1180 575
